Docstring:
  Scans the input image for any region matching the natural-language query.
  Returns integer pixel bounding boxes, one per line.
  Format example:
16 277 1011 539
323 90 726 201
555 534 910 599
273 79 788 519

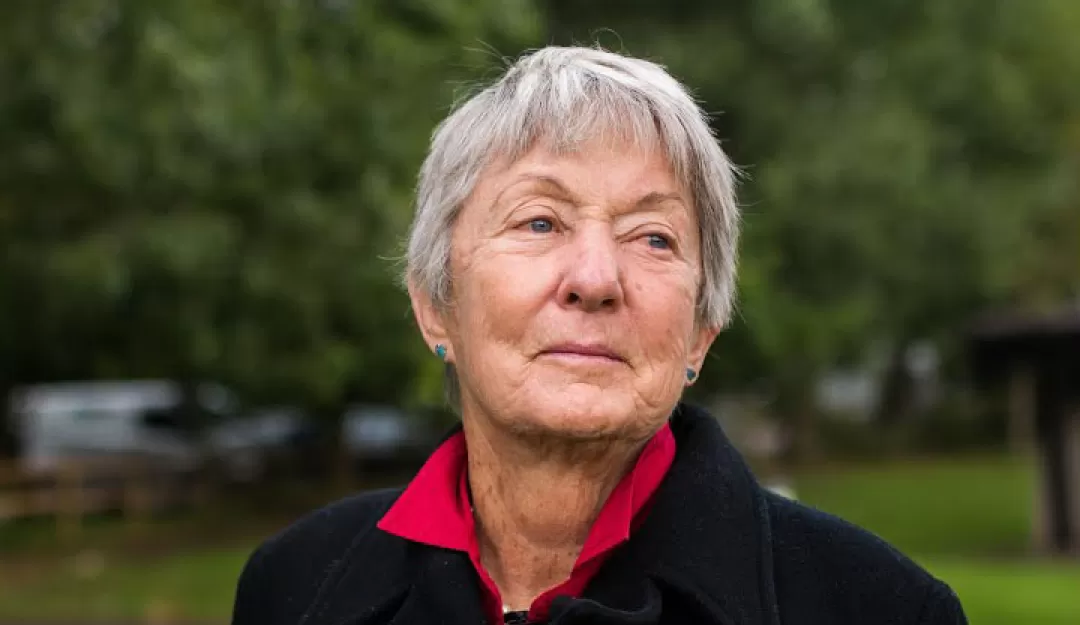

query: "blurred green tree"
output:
0 0 540 457
548 0 1080 457
3 0 1078 466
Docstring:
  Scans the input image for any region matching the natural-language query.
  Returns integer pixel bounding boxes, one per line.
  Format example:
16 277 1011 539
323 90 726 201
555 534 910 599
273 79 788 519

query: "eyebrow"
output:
494 174 686 213
634 191 687 210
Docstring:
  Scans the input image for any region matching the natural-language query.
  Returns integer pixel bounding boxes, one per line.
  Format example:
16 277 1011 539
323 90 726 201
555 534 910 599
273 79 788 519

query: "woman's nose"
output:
557 226 624 312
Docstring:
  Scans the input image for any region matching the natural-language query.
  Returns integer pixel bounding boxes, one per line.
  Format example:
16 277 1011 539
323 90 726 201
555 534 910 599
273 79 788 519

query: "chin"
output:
508 387 647 442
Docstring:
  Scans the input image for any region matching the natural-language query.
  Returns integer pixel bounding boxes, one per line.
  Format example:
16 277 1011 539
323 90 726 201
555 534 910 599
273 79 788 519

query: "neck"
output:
463 417 649 612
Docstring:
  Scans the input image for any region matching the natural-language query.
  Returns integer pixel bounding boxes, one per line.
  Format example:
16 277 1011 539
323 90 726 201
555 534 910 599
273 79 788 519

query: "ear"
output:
408 279 454 361
686 322 721 384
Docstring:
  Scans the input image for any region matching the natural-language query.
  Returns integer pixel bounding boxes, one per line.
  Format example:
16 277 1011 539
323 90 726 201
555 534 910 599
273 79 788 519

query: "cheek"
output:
639 317 694 376
628 271 699 358
453 249 560 346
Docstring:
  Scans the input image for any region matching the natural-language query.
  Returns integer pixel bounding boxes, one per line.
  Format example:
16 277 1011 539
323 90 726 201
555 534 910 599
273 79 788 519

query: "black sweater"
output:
231 403 967 625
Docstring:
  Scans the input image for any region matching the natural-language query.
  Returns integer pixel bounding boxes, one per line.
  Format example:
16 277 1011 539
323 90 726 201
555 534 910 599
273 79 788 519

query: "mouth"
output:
539 343 625 363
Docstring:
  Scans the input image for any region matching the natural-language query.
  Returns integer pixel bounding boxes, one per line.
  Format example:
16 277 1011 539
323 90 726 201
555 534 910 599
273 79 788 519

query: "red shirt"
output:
377 424 676 624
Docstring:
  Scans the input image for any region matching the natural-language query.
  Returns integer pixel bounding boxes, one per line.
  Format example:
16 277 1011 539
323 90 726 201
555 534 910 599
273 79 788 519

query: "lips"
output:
540 343 624 362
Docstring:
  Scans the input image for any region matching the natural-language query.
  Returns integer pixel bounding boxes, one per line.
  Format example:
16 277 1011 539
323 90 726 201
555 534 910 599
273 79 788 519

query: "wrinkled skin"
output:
411 137 720 445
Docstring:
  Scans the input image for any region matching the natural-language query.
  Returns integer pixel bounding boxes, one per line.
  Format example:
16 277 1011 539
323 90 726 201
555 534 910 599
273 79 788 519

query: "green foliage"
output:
547 0 1080 424
2 0 1079 431
0 0 541 408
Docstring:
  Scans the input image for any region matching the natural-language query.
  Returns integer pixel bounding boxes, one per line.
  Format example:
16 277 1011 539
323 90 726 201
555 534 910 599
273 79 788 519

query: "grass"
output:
791 455 1035 556
921 558 1080 625
792 455 1080 623
1 456 1078 623
3 549 1078 624
0 547 250 622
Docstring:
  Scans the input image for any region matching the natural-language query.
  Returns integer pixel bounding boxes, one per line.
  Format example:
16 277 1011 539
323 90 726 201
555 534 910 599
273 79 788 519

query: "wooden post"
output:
1065 403 1080 556
0 462 15 523
1008 366 1037 454
1033 447 1053 555
191 464 211 510
1007 365 1044 553
57 461 84 543
124 461 150 538
1033 370 1078 556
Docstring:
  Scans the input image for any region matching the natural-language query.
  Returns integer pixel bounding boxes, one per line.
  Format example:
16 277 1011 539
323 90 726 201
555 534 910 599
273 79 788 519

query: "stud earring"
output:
435 344 447 360
686 368 697 382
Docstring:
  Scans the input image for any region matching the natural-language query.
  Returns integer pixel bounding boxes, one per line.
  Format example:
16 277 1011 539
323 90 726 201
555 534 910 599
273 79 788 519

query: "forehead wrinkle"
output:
490 173 581 212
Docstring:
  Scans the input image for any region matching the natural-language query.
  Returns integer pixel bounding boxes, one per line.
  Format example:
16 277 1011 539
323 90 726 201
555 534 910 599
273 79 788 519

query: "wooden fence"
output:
0 458 208 542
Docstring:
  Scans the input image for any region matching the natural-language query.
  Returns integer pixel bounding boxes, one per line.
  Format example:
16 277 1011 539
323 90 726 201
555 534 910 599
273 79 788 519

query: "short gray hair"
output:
405 47 739 406
406 45 739 325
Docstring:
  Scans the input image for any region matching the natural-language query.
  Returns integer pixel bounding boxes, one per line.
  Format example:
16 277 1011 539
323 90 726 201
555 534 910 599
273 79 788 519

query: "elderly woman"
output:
232 47 966 625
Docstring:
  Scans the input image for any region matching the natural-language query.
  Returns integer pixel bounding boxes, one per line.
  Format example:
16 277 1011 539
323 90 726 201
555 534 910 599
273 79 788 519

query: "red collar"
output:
377 423 676 624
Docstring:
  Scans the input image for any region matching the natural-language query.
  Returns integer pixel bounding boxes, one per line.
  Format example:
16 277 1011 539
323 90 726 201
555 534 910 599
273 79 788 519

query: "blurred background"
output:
1 1 1079 623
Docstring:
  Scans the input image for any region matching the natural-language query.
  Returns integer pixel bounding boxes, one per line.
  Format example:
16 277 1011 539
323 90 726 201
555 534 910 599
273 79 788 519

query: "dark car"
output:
342 404 443 473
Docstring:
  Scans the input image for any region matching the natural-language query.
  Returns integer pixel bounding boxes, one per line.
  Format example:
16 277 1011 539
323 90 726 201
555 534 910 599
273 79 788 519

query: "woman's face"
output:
412 138 719 441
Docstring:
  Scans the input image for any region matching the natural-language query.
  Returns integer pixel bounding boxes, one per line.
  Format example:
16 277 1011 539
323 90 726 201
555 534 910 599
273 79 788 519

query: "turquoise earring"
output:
435 344 447 360
686 368 697 382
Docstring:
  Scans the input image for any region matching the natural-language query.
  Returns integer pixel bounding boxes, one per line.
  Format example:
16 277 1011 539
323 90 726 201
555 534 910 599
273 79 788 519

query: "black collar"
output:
301 403 780 625
579 403 781 625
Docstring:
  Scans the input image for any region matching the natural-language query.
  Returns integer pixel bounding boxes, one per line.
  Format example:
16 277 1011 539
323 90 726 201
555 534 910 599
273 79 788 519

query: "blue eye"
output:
646 234 671 249
528 218 554 233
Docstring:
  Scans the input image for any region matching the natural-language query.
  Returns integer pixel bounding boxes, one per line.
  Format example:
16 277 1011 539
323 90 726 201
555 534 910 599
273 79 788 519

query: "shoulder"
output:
763 491 966 624
259 487 403 556
231 488 404 625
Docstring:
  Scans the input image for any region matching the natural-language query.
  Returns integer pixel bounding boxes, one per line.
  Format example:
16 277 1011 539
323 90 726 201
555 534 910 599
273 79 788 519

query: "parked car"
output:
8 380 308 483
342 404 443 472
205 405 315 482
